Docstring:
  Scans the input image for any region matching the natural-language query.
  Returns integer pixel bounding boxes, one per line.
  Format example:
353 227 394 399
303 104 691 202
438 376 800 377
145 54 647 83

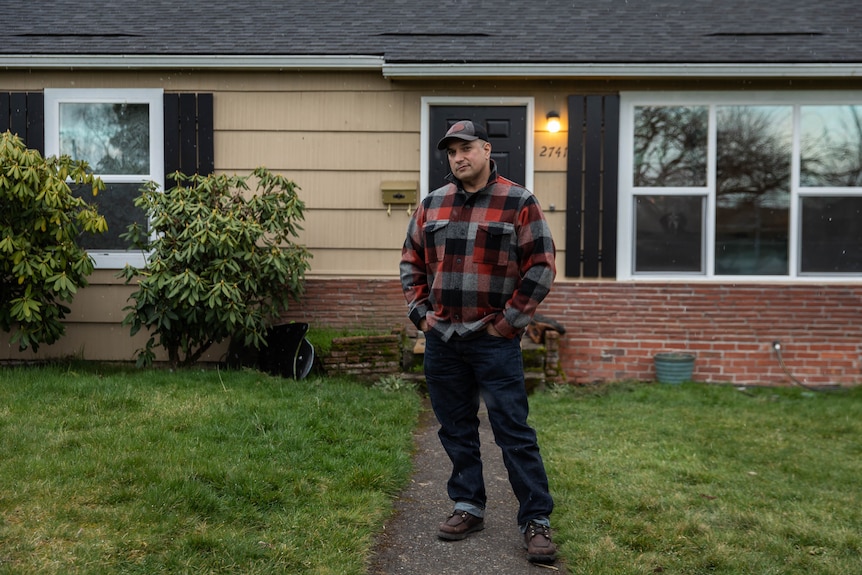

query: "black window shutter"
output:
565 94 620 279
163 93 215 188
26 93 45 154
1 92 44 153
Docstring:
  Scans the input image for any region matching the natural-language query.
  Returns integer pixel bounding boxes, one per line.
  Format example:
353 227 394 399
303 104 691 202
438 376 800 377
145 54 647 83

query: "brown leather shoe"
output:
437 510 485 541
523 521 557 563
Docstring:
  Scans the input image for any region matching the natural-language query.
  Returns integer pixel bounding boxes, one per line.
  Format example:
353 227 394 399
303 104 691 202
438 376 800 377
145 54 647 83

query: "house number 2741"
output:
539 146 567 158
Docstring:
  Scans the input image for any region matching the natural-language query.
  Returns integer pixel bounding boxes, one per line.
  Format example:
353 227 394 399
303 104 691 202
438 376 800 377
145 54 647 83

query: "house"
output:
2 0 862 386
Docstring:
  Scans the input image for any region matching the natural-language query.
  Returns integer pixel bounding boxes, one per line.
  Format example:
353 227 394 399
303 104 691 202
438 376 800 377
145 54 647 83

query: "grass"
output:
2 366 860 575
0 363 420 575
531 382 862 575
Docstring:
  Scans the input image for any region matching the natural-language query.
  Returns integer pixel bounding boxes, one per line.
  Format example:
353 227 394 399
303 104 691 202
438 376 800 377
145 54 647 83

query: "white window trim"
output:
617 90 862 282
420 96 535 199
44 88 164 269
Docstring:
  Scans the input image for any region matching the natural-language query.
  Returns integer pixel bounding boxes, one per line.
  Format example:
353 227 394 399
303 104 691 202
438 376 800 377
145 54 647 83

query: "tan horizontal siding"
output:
270 171 419 210
62 283 136 323
307 248 403 277
215 131 420 172
299 210 418 250
533 171 567 210
0 323 225 363
215 91 420 131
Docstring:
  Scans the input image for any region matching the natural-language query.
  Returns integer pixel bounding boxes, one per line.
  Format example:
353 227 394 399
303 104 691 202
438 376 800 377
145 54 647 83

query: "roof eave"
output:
0 54 386 70
382 62 862 79
2 56 861 79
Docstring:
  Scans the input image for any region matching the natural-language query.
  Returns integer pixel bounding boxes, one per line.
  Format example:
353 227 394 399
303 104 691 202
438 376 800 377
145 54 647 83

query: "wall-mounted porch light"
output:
546 111 561 133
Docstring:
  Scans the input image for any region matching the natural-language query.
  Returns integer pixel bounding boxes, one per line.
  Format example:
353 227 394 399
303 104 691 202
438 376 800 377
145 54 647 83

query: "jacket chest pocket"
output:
422 219 450 263
474 222 515 267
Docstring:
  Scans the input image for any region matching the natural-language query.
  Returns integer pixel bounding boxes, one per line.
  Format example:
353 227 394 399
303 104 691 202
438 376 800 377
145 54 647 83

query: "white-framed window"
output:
617 91 862 281
44 88 164 269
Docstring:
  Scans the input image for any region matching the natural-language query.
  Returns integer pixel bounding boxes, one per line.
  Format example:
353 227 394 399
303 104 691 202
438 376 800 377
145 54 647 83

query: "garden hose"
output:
772 341 823 393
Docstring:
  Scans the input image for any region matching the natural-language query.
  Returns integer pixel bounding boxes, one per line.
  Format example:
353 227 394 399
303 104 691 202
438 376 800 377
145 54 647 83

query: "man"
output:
400 120 557 564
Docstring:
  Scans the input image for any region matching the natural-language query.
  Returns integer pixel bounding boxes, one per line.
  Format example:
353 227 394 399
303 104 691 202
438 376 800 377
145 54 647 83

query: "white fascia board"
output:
0 54 385 70
383 62 862 79
6 56 862 78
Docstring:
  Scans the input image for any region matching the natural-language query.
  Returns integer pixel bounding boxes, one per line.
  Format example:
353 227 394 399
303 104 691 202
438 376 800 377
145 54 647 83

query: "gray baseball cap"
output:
437 120 490 150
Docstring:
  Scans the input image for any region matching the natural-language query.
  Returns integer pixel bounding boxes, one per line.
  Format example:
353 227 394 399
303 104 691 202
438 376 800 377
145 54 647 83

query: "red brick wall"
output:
281 279 408 332
281 279 862 387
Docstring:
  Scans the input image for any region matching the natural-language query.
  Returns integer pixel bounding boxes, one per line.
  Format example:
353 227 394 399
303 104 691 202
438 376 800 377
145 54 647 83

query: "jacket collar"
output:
445 160 498 192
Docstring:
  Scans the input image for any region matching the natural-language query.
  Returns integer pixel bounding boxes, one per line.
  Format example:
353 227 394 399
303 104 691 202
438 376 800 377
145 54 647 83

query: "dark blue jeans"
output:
423 330 554 527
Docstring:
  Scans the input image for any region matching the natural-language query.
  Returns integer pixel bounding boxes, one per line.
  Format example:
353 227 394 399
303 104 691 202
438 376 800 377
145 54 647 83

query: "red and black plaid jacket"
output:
400 163 556 341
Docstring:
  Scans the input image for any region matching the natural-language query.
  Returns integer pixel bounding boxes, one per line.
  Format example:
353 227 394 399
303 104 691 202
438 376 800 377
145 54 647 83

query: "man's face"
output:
446 139 491 187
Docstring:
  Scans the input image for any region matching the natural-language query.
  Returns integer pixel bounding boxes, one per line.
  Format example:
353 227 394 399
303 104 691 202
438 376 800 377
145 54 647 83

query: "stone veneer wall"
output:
320 334 402 382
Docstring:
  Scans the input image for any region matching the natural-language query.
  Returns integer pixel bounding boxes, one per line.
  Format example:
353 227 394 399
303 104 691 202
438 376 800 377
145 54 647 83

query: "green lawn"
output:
0 364 421 575
531 382 862 575
1 366 860 574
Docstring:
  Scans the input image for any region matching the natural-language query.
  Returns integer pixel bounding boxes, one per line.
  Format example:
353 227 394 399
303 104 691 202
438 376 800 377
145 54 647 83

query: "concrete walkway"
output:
369 399 567 574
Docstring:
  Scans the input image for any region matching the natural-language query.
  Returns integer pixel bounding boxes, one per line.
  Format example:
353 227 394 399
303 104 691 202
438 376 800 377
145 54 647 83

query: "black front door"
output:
428 105 528 192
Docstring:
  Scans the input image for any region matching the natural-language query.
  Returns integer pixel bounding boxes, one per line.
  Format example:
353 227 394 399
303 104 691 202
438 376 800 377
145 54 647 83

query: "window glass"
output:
715 106 791 275
71 183 147 251
634 195 704 272
633 105 708 187
800 105 862 187
801 196 862 273
59 103 150 176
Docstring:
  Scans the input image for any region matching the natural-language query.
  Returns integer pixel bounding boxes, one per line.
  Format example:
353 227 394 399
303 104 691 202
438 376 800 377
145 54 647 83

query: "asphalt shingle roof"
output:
5 0 862 64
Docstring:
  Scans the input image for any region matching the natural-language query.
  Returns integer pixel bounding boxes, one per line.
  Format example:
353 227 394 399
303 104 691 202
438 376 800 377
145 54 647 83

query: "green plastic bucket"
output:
654 352 695 384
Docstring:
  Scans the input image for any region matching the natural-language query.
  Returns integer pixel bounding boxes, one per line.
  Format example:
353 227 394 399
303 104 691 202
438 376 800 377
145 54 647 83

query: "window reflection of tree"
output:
717 106 791 207
801 106 862 187
715 106 791 275
61 103 149 175
634 105 708 187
